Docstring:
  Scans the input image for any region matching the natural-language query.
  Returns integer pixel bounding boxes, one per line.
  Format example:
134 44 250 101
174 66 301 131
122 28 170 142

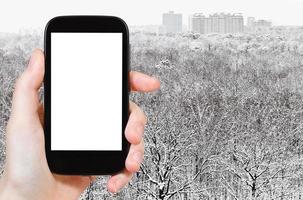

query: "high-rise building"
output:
190 13 244 34
232 13 244 33
162 11 183 33
189 13 205 34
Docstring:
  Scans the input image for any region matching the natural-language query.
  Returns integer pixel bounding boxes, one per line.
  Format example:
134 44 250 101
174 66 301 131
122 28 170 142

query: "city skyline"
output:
131 12 274 34
0 0 303 33
159 12 272 34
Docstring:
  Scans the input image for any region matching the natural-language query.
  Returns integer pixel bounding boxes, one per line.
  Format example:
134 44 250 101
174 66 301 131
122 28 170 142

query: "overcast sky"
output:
1 0 303 32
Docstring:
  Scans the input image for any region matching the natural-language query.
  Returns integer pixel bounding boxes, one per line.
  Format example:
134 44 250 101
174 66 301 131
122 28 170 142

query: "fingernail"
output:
133 151 143 163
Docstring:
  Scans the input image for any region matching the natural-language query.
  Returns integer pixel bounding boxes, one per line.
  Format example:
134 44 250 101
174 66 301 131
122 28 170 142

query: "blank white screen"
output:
51 33 122 151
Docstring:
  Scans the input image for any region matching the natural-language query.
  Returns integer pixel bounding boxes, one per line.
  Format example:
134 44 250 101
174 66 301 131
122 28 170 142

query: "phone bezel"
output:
44 16 129 175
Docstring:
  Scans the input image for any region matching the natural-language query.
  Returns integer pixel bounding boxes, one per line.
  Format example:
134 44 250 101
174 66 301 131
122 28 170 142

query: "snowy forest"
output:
1 27 303 199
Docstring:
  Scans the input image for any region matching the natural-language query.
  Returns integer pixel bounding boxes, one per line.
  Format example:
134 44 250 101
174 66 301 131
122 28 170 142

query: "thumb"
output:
9 49 45 126
4 49 48 180
5 49 45 171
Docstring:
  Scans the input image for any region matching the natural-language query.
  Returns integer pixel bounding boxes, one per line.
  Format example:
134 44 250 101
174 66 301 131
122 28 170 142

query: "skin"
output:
0 49 160 200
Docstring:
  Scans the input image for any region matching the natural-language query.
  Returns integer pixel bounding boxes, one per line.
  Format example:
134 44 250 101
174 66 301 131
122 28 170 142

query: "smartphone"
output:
44 16 129 175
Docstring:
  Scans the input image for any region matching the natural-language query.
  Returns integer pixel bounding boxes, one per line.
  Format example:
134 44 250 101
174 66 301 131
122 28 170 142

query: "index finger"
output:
129 71 160 92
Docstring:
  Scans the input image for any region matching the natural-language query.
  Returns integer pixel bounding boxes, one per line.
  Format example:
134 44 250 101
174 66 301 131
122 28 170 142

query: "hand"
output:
0 49 160 200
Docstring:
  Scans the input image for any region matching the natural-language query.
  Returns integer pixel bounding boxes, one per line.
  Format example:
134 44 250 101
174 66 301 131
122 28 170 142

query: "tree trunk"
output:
251 181 257 200
159 187 165 200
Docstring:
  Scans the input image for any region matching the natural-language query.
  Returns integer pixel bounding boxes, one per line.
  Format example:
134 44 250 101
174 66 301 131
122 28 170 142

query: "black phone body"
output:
44 16 129 175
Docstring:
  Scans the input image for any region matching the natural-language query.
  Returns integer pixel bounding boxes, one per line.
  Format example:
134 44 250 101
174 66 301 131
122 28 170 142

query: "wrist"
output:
0 186 25 200
0 190 24 200
0 178 26 200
